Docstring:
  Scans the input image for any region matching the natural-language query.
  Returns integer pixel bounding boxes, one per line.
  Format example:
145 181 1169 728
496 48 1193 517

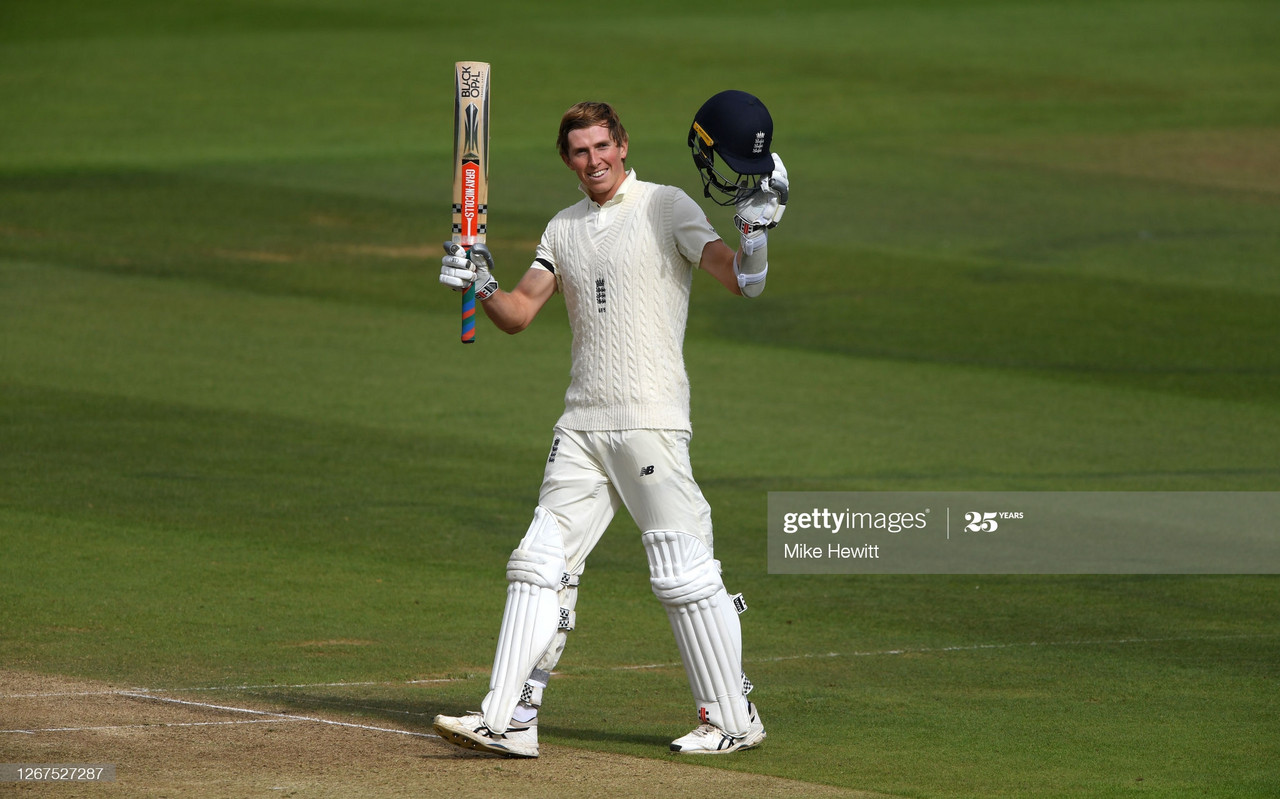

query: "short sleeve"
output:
670 189 722 266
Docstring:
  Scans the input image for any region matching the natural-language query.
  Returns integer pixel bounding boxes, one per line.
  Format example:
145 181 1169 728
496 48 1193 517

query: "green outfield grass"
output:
2 1 1278 796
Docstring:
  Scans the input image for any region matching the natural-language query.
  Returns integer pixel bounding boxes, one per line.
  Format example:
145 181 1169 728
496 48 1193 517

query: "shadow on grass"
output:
542 725 671 750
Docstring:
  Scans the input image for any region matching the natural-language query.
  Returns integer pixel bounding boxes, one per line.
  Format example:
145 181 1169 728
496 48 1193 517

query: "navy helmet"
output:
688 90 774 205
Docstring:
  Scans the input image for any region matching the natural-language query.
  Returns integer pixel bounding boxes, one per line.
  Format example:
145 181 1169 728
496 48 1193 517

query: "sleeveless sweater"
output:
545 179 696 432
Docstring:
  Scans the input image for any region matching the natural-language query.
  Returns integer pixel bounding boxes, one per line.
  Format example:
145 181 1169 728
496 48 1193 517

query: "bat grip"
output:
461 281 477 343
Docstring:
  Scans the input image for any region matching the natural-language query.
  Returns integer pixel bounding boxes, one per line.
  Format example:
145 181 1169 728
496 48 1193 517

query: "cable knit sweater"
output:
538 176 716 432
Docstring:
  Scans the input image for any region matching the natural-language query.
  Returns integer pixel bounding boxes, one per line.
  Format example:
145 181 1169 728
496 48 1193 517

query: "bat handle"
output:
461 282 477 343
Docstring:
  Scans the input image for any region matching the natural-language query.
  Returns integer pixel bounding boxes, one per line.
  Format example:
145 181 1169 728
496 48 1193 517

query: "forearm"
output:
481 267 557 334
481 288 538 334
700 239 743 296
699 236 769 298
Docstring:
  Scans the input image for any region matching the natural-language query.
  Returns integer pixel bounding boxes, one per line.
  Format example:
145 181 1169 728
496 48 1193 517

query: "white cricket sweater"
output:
541 177 712 432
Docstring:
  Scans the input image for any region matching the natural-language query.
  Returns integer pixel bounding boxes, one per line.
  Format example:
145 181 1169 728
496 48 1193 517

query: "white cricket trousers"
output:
537 427 715 572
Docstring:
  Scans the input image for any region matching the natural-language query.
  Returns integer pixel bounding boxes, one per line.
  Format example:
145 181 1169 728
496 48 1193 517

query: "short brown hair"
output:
556 101 628 161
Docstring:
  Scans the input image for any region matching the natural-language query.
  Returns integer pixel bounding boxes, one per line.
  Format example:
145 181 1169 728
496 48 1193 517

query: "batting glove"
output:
440 241 499 301
733 153 789 256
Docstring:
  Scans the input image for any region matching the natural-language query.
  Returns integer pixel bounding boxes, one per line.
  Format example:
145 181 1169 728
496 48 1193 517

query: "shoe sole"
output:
432 720 538 759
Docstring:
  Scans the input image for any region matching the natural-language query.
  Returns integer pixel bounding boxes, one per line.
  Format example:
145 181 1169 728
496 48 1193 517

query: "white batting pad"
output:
481 507 568 733
642 530 752 735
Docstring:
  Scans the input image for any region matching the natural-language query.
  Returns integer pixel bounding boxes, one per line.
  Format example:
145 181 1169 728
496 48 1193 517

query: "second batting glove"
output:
733 153 789 256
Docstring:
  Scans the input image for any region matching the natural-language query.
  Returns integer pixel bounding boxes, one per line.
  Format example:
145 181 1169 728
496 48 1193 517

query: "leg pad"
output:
481 508 569 733
643 530 753 735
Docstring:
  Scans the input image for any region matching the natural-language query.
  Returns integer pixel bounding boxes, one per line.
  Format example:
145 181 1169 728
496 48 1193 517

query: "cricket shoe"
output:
432 712 538 759
669 702 766 754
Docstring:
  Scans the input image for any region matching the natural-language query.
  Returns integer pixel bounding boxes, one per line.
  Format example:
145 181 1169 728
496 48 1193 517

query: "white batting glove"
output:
440 241 499 300
733 153 789 256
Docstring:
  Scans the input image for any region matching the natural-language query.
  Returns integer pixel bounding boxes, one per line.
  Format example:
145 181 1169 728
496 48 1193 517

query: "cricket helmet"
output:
688 90 775 205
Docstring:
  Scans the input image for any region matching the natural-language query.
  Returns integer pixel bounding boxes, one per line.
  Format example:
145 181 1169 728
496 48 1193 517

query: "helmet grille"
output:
689 124 762 206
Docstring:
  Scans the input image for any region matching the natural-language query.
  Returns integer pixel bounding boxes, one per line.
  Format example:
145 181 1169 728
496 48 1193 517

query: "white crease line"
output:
127 677 463 696
3 718 309 734
3 690 151 699
118 692 438 740
1 678 463 700
0 693 442 738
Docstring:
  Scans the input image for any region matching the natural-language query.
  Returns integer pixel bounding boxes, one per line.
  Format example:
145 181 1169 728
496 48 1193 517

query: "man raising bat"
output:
436 92 789 758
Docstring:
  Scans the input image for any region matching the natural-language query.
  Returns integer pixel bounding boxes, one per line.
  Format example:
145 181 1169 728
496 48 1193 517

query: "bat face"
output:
453 62 490 250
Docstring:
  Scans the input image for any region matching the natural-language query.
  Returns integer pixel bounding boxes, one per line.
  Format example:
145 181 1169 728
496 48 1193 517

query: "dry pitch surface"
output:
1 671 880 798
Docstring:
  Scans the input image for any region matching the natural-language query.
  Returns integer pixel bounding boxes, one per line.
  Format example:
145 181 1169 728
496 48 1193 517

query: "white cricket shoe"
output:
432 712 539 758
669 702 766 754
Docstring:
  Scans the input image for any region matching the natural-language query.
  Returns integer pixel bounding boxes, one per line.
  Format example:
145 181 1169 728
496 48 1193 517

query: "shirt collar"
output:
580 169 637 208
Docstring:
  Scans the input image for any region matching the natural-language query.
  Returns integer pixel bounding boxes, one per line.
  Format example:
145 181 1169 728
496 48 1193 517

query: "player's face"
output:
562 124 628 204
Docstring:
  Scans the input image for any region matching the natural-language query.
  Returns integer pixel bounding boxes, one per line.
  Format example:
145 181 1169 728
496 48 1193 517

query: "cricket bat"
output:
452 61 491 344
